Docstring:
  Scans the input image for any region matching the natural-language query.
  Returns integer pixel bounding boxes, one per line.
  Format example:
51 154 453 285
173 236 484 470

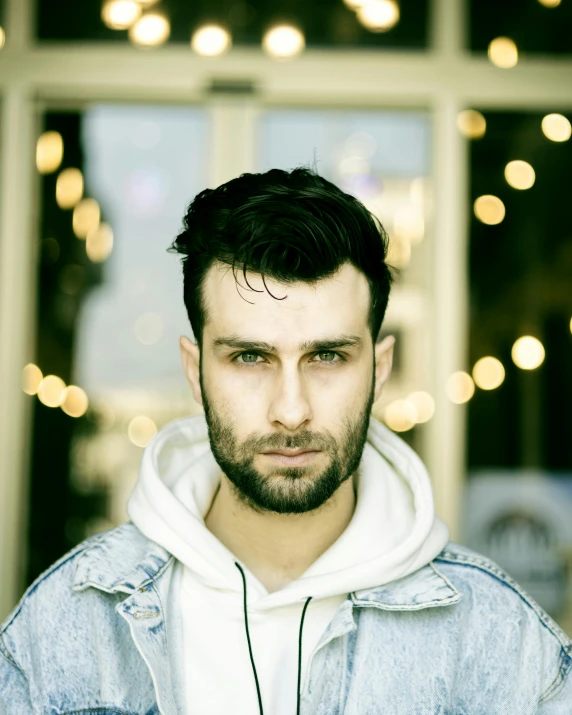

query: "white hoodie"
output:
127 414 449 715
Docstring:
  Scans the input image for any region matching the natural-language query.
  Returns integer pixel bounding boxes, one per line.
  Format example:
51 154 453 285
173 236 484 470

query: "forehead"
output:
202 261 371 345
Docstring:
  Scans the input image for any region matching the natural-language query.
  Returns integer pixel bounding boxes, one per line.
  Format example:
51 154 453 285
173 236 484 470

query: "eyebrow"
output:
212 334 363 354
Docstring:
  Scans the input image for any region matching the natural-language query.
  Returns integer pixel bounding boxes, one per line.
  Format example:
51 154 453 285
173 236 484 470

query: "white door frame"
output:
1 0 572 619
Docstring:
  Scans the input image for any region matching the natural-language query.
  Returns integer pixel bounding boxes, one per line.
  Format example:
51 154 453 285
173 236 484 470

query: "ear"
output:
373 335 395 403
179 336 203 407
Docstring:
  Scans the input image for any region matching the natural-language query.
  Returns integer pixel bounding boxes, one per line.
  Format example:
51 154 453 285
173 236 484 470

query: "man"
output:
1 167 570 714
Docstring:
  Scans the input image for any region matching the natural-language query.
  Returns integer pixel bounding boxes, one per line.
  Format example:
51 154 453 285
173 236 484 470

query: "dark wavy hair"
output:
168 166 393 348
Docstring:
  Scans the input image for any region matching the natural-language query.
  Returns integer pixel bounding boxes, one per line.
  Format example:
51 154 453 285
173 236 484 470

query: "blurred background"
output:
0 0 571 634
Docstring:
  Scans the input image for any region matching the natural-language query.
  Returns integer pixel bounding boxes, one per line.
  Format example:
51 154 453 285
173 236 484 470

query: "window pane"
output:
27 105 208 583
464 109 572 627
470 0 572 57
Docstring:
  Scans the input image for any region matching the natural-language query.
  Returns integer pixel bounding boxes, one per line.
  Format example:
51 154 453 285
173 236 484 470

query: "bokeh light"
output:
488 37 518 69
60 386 89 418
406 391 435 423
128 415 158 447
357 0 400 32
472 356 505 390
37 375 66 408
446 371 475 404
474 195 505 225
538 0 561 7
504 160 535 190
393 206 424 245
22 364 43 396
344 131 377 159
134 312 164 346
36 131 64 174
262 25 305 58
0 26 5 50
56 168 84 209
512 336 545 370
129 13 171 47
343 0 366 8
86 223 114 262
101 0 141 30
191 25 232 56
384 399 417 432
541 113 571 142
457 110 486 139
72 198 101 239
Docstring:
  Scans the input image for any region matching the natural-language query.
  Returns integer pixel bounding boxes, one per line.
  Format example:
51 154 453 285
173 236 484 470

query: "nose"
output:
267 365 312 431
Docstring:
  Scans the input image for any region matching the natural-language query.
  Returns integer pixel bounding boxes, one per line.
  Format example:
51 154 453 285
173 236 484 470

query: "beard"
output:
199 366 374 515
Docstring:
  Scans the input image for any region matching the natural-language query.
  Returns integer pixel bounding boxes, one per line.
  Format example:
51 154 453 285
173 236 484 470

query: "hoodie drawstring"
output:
235 562 313 715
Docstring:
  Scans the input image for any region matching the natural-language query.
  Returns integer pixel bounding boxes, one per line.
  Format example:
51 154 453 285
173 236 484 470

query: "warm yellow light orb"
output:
504 160 535 190
0 26 5 50
73 198 101 238
512 336 545 370
384 399 417 432
474 195 505 225
488 37 518 69
101 0 141 30
262 25 305 58
129 13 171 47
36 131 64 174
56 168 84 209
541 113 571 142
406 391 435 423
538 0 561 7
22 363 43 395
446 371 475 404
128 415 158 447
37 375 66 408
60 385 89 417
472 356 505 390
191 24 232 56
86 223 114 262
357 0 400 32
393 206 424 245
457 110 486 139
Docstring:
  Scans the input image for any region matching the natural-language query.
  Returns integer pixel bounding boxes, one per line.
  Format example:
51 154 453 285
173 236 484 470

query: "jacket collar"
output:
73 522 460 609
73 522 173 595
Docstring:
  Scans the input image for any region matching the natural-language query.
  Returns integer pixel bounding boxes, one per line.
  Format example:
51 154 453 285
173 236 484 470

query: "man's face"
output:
181 261 393 515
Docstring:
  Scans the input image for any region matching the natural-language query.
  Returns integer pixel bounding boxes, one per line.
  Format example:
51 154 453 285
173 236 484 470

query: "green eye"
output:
237 352 260 364
318 352 336 361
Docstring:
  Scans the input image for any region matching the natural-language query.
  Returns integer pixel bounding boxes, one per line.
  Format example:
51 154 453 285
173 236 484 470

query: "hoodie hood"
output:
127 413 449 610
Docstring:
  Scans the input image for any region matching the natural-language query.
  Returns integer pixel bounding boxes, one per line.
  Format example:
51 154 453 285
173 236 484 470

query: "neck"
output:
204 475 357 593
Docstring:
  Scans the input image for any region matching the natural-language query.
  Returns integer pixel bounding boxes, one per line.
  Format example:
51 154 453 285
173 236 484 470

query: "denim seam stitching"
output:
538 649 572 704
0 532 107 635
338 625 349 711
59 710 132 715
138 554 175 593
429 560 461 596
435 550 571 649
0 634 25 675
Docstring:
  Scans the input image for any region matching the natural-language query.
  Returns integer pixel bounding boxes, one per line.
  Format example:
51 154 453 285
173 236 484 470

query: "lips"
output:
262 449 317 456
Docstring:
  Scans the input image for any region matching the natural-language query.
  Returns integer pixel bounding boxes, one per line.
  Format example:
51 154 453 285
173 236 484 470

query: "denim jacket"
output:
1 521 571 714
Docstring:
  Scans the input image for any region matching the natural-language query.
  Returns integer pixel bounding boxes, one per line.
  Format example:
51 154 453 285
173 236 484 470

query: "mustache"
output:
244 432 333 453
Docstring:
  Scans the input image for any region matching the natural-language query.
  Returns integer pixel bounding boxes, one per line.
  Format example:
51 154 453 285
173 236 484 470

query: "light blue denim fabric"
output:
1 521 571 714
